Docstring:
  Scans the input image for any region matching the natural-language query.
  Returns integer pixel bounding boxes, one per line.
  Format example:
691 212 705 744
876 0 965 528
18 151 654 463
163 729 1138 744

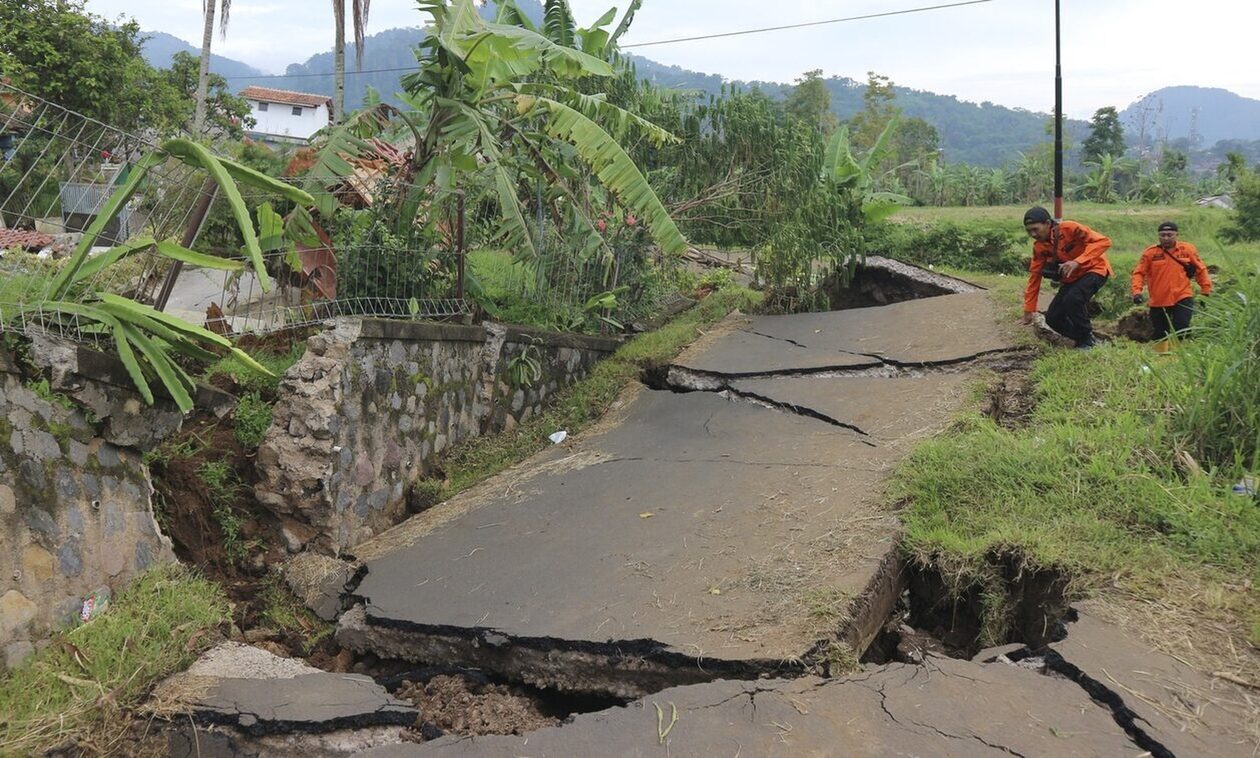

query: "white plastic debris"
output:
548 430 568 444
1232 477 1256 497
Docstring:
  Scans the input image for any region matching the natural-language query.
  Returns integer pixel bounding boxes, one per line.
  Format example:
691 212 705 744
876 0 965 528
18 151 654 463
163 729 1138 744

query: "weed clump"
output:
232 391 274 449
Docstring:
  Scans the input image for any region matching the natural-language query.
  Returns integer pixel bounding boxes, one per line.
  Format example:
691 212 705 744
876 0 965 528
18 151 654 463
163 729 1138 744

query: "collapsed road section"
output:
335 292 1020 699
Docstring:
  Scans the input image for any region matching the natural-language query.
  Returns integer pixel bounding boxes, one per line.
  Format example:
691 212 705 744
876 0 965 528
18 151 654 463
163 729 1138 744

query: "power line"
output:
224 0 993 80
622 0 993 49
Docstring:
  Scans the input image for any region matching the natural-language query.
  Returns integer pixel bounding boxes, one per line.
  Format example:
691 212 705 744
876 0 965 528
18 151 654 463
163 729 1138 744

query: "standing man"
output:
1130 221 1212 341
1020 206 1113 349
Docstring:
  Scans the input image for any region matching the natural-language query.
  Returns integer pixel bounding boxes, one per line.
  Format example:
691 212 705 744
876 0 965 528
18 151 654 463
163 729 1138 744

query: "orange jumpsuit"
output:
1130 242 1212 307
1023 221 1113 314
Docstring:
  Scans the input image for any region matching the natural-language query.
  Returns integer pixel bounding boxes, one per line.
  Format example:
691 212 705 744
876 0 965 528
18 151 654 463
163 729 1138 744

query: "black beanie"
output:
1023 206 1052 225
1158 221 1178 232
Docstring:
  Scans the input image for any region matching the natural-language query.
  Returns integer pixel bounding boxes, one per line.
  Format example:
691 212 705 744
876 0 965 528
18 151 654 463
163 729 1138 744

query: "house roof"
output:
239 86 332 109
0 228 53 251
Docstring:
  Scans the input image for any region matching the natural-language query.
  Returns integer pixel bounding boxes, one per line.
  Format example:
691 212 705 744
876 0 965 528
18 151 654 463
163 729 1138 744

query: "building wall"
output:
247 101 329 141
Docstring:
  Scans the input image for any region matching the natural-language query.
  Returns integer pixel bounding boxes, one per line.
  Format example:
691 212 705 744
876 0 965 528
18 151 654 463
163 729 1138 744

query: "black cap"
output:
1158 221 1179 232
1023 206 1052 225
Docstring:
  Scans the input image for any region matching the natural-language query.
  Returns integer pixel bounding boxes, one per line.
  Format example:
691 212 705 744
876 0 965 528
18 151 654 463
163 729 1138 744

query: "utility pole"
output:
1053 0 1064 220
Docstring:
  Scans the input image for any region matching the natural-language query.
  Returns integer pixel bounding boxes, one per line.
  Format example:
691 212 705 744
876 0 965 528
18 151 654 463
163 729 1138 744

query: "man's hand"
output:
1058 260 1081 279
1132 293 1145 305
1021 312 1034 325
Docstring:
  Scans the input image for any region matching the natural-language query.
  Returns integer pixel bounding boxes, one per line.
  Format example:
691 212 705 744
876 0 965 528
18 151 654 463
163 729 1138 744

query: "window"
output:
257 101 269 112
291 106 303 116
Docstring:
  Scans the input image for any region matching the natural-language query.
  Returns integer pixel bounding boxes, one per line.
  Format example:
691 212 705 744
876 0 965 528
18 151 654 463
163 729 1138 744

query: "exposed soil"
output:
1114 310 1156 342
823 265 960 310
981 365 1036 429
863 548 1075 666
397 673 563 738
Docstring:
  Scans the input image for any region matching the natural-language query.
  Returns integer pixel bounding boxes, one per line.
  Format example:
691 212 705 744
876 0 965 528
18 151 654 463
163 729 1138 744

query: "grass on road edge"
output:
894 337 1260 674
0 564 231 755
434 285 763 501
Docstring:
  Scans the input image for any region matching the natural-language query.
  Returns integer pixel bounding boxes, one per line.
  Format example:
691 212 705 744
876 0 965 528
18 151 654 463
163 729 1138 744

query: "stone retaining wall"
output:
0 350 177 670
255 319 619 554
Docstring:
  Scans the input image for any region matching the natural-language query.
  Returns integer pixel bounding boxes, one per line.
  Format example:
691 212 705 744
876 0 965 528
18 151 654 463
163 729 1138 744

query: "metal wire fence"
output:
0 82 469 341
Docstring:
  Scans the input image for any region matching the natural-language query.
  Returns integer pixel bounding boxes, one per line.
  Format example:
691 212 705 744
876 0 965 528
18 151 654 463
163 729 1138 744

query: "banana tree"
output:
306 0 685 264
823 115 913 223
26 139 315 412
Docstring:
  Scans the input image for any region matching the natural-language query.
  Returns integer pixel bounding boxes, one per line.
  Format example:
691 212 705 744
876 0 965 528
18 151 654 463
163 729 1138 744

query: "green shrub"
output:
866 220 1025 274
233 392 274 449
1220 169 1260 243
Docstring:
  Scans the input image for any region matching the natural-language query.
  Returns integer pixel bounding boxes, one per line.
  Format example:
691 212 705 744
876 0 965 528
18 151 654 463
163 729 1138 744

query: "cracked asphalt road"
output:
342 292 1015 690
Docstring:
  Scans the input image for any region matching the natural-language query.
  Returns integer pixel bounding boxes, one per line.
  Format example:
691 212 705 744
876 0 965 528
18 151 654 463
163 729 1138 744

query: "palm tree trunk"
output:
333 0 345 124
194 0 217 134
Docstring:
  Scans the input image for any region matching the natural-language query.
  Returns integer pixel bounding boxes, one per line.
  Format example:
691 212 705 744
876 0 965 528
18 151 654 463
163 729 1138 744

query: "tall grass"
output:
1164 258 1260 476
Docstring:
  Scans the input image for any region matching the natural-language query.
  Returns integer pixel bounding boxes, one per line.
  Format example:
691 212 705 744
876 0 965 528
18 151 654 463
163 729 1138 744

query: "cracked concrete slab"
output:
343 293 1018 696
730 375 973 445
1049 608 1259 756
152 643 416 742
362 655 1138 757
346 390 898 695
679 292 1013 376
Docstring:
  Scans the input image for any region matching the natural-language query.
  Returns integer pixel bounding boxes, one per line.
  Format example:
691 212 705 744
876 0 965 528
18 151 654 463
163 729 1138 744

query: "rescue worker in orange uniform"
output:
1130 221 1212 340
1020 207 1113 349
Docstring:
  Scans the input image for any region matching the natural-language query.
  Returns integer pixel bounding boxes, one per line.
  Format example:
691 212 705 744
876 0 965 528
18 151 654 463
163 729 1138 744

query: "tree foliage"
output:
784 69 837 134
165 51 255 139
0 0 185 135
1081 106 1126 165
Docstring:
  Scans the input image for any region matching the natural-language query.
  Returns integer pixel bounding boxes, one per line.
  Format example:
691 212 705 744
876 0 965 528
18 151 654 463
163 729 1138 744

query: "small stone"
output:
67 439 89 467
23 508 59 541
135 541 153 570
19 459 45 490
94 442 121 469
22 545 55 582
122 398 141 415
26 429 61 462
4 641 35 670
0 484 14 515
0 591 37 634
58 540 83 576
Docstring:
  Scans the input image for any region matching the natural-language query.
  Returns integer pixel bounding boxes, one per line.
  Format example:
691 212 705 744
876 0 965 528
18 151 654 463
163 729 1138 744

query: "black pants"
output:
1150 298 1194 340
1045 272 1107 343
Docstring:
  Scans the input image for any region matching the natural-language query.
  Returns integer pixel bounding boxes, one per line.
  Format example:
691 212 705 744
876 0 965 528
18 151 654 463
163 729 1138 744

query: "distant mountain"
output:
1121 86 1260 148
140 30 264 80
629 57 1086 167
152 21 1260 169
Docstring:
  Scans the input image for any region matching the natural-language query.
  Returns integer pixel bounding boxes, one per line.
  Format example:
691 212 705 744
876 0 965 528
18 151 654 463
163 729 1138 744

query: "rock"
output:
0 591 38 635
282 553 362 621
21 545 55 582
279 518 318 554
150 642 416 740
3 641 35 670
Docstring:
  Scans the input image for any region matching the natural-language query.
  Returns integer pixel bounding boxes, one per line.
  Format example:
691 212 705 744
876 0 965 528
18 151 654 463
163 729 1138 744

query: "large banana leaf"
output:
161 139 271 293
514 84 678 146
516 94 688 256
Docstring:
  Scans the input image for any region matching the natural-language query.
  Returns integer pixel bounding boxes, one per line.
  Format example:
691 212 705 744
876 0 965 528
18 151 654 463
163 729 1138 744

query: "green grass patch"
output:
257 574 333 655
440 286 762 497
0 564 231 754
895 338 1260 646
232 392 274 449
202 342 304 396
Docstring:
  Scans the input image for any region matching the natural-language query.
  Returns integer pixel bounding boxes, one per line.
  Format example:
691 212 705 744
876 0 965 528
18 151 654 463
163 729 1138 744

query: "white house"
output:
239 86 332 143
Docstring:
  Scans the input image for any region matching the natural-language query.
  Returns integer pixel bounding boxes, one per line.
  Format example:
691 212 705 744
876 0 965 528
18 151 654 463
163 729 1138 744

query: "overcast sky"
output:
85 0 1258 118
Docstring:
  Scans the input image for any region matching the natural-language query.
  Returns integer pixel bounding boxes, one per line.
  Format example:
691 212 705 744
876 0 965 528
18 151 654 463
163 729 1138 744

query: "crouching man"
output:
1130 221 1212 342
1020 206 1113 349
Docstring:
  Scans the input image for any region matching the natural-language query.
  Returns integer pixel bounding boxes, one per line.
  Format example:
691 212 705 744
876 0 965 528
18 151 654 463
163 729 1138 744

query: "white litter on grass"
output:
548 430 568 444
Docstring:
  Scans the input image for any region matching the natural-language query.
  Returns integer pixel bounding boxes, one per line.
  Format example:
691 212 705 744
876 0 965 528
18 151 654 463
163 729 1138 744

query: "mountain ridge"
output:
140 23 1259 167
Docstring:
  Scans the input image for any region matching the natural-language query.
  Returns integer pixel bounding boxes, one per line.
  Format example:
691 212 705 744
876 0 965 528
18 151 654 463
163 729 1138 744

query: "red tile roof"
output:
239 86 332 109
0 228 53 251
